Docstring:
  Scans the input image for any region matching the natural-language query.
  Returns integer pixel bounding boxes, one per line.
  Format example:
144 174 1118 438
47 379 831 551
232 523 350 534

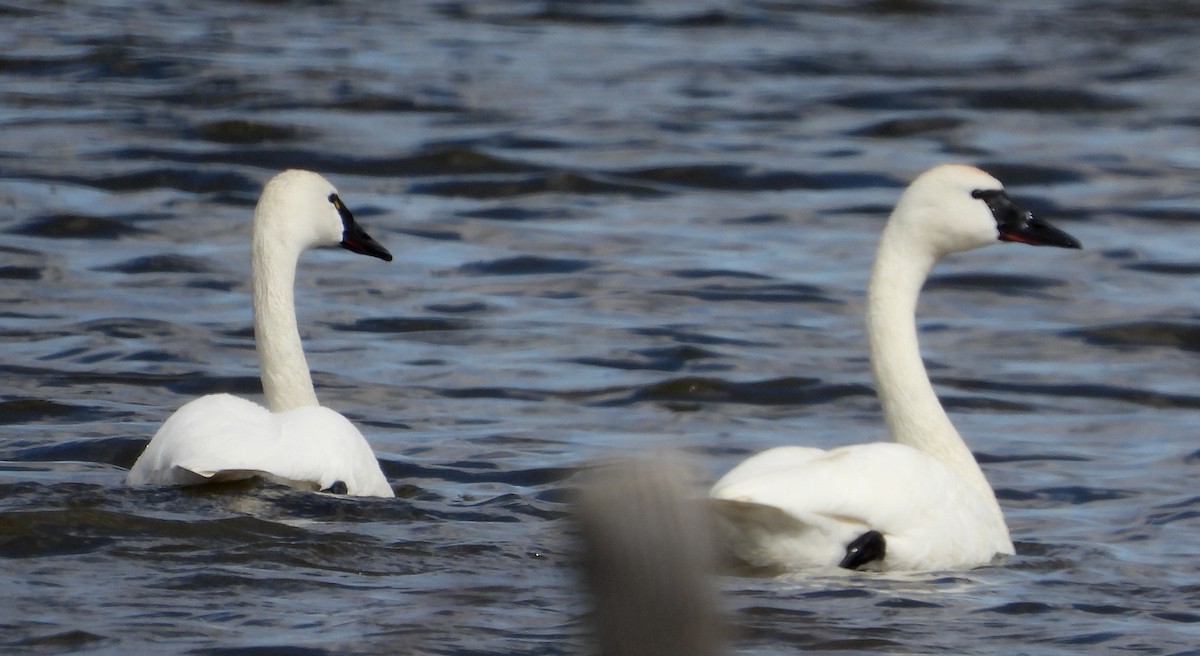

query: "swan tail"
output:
709 498 865 572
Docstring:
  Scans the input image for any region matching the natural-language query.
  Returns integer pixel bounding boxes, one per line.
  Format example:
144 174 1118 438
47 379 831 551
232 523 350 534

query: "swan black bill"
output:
839 530 886 570
330 193 393 262
999 214 1081 249
340 221 393 261
972 189 1082 250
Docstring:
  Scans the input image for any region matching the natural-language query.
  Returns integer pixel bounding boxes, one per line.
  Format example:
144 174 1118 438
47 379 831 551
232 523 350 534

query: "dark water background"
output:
2 1 1200 653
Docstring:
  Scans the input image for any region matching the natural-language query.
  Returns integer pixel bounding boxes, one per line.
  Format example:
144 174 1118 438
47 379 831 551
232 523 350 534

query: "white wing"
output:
710 442 1012 572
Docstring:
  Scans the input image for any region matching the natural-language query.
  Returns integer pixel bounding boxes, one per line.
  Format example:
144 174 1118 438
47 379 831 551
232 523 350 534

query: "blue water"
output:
1 1 1199 653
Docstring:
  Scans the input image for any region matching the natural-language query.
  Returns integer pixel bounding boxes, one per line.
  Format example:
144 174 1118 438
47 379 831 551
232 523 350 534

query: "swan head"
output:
888 164 1080 258
254 169 393 262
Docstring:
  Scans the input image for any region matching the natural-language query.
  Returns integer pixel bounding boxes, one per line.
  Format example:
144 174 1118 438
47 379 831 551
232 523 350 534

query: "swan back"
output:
128 393 394 496
711 443 1013 571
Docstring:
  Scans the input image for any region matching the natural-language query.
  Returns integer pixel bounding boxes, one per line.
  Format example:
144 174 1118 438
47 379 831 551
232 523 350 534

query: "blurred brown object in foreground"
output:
574 456 727 656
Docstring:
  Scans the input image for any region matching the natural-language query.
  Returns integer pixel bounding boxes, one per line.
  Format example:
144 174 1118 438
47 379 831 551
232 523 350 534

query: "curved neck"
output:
865 226 999 508
252 230 319 412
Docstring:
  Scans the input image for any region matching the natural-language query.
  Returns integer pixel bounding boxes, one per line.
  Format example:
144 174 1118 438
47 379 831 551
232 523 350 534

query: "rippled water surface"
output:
3 1 1200 654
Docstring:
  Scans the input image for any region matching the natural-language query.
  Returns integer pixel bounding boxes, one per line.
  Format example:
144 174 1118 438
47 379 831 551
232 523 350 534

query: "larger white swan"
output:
126 170 395 497
710 164 1080 572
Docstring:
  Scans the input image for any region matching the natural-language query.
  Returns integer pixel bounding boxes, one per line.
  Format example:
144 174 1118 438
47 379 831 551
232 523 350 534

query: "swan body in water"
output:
126 170 395 497
710 164 1080 572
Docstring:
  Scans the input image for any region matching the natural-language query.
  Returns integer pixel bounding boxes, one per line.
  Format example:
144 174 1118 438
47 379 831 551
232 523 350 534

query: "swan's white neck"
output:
865 224 1002 514
252 224 320 412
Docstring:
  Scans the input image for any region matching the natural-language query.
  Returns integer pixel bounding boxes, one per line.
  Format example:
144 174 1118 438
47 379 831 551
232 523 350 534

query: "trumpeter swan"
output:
710 164 1080 572
126 170 395 497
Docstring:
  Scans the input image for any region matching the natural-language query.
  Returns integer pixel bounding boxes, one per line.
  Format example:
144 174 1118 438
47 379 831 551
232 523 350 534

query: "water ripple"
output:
2 1 1198 654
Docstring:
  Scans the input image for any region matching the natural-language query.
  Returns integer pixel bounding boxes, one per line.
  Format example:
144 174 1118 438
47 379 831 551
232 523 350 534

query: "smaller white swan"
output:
126 170 395 497
710 165 1080 572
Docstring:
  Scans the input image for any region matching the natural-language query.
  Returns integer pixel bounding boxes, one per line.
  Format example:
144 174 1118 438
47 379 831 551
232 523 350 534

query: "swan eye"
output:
971 188 1030 233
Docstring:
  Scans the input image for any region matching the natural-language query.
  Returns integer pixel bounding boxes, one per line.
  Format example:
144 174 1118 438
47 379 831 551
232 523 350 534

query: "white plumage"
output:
126 170 395 497
711 164 1081 572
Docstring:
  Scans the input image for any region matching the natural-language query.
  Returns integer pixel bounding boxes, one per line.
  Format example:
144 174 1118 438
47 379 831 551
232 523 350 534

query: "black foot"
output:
322 481 348 495
839 530 886 570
